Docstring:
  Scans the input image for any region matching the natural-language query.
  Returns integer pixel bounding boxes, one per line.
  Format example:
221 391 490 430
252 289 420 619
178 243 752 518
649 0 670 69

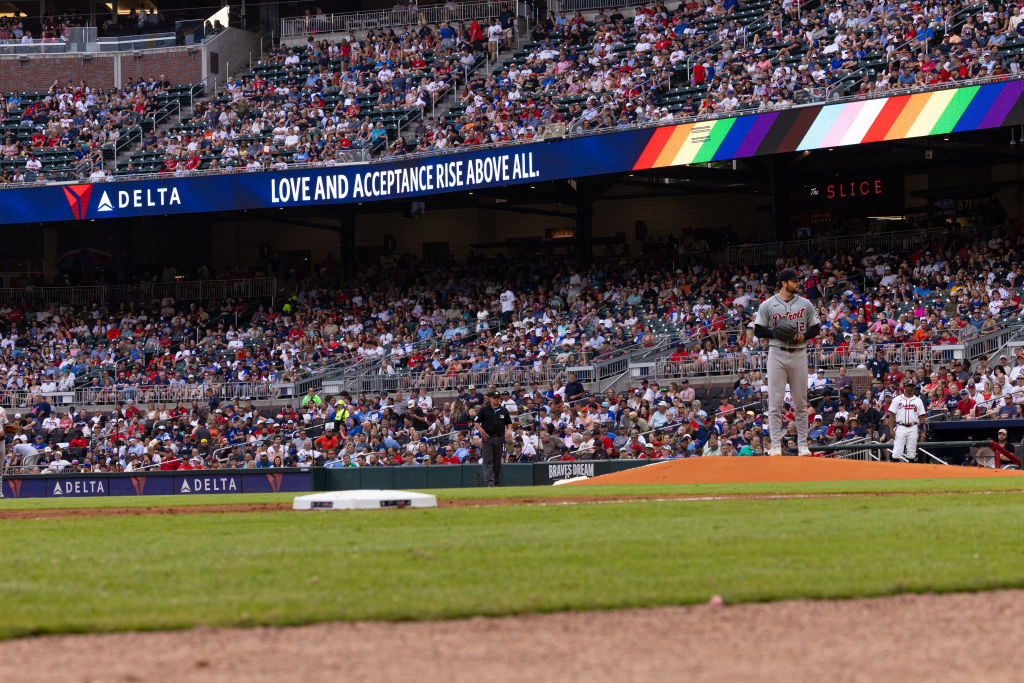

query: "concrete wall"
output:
0 47 203 92
205 28 265 84
0 27 261 93
346 192 772 260
992 162 1024 221
210 217 339 268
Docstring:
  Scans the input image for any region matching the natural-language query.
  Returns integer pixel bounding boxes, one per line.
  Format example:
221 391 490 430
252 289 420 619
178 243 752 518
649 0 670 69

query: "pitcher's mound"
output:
573 456 1024 486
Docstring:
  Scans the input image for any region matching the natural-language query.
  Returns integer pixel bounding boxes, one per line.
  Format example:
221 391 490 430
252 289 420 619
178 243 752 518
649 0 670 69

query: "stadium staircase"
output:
111 82 209 175
396 37 521 148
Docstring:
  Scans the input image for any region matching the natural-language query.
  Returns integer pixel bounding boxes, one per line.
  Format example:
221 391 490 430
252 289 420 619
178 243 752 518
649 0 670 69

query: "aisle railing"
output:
0 277 279 307
723 227 955 266
281 0 518 39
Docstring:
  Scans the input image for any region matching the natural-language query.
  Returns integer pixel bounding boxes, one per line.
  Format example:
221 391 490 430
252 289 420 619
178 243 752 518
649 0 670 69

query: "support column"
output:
770 154 790 241
42 225 58 284
338 207 356 282
575 180 593 266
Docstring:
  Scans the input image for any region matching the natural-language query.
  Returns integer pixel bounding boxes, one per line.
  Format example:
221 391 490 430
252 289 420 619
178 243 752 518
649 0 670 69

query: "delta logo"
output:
264 472 284 492
62 185 181 219
62 184 93 220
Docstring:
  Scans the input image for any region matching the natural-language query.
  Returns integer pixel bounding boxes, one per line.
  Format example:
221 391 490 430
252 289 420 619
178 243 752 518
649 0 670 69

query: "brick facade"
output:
120 49 204 86
0 48 203 93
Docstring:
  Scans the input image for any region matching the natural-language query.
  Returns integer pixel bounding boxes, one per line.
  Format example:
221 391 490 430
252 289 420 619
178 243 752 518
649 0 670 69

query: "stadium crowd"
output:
3 220 1023 474
0 76 181 183
0 0 1017 181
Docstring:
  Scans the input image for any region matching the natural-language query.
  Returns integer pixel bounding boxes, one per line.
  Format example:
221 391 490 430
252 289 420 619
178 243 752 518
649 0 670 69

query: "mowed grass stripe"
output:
3 493 1024 638
4 477 1024 511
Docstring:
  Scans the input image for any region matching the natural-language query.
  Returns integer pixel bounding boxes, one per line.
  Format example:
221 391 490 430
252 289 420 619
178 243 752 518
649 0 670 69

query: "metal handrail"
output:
0 276 278 307
650 337 983 379
290 317 504 395
723 226 954 266
280 0 519 40
547 0 648 12
334 325 742 395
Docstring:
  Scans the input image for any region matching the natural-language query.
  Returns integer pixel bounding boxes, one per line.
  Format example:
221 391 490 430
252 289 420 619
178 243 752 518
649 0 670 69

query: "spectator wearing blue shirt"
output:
997 395 1018 418
34 398 52 420
809 415 829 441
734 378 755 402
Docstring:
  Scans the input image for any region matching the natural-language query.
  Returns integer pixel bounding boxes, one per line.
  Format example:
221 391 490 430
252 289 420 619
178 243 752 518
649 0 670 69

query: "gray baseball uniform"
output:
755 293 820 452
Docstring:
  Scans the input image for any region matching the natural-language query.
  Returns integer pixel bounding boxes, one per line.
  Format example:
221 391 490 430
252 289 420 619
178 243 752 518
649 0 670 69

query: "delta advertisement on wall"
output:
6 80 1024 225
1 470 313 498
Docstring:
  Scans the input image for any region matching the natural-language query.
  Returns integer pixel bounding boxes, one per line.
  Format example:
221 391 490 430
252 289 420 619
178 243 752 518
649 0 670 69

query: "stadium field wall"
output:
10 80 1024 226
0 460 660 498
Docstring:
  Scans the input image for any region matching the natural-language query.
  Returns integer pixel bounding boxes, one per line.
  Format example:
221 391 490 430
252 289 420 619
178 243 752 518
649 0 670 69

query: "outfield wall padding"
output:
2 460 668 498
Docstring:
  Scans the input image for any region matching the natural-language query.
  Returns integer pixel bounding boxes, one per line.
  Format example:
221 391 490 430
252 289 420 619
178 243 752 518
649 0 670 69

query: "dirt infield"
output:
7 489 1024 520
575 455 1024 486
3 590 1023 682
2 457 1021 519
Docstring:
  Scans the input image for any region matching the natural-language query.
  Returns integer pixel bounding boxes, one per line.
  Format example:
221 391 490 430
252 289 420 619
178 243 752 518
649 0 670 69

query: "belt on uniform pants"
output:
898 423 917 427
774 347 805 352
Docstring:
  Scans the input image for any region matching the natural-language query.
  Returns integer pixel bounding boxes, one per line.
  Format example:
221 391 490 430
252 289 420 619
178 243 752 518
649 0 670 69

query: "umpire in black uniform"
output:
475 391 512 486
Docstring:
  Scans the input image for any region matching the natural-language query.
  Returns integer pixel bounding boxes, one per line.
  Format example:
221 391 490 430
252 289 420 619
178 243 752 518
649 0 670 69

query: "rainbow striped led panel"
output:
633 80 1024 170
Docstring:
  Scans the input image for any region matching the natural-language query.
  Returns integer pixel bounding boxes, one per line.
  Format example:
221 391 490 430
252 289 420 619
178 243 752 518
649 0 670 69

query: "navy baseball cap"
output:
779 268 799 281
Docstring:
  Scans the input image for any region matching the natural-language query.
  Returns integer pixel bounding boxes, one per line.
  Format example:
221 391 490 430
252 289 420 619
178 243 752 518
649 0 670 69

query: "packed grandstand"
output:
2 0 1024 181
0 1 1019 475
3 219 1024 474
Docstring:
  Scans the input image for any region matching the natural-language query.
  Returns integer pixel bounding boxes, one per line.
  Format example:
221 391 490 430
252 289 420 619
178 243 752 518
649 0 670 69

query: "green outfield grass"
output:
3 488 1024 638
3 476 1024 511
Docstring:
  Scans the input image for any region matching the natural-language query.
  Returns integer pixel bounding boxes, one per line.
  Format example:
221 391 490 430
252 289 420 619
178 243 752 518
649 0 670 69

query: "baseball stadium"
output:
4 0 1024 679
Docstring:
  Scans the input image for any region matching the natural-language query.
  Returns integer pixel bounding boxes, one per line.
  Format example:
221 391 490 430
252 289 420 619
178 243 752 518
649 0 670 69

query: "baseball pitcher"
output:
887 379 926 462
754 268 820 456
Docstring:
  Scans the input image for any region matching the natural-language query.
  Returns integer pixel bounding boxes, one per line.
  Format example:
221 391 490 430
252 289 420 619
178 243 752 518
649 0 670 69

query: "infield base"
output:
293 490 438 510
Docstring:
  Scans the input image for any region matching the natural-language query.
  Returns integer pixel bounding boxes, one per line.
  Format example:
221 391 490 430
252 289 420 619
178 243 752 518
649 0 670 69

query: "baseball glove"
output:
3 423 17 435
774 320 800 343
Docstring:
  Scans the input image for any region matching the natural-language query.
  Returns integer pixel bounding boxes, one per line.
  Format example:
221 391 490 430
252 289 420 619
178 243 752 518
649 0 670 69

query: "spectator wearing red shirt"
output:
826 416 848 441
316 433 339 453
884 367 906 388
956 389 978 418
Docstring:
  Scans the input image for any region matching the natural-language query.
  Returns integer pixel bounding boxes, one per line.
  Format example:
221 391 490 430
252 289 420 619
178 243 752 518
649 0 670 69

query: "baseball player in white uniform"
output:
754 268 821 457
888 379 926 462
